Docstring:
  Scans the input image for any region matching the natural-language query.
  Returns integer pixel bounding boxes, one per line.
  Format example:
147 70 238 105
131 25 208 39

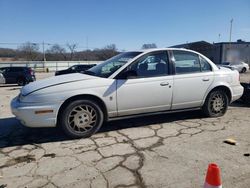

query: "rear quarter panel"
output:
202 68 241 104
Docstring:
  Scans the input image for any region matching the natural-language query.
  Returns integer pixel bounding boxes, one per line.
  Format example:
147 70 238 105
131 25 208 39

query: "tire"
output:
17 78 26 86
202 89 229 117
241 67 246 73
59 99 104 138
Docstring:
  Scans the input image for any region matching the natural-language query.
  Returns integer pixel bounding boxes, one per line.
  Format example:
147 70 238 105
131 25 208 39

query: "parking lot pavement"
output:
240 71 250 83
0 73 250 188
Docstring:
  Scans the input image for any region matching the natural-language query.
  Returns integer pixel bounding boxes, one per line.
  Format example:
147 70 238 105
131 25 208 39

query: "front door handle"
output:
160 82 169 86
202 78 210 82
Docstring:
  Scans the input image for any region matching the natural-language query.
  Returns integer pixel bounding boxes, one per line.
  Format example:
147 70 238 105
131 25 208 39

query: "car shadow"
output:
0 84 19 88
0 118 66 148
101 110 203 132
7 87 21 91
0 110 203 149
230 101 250 108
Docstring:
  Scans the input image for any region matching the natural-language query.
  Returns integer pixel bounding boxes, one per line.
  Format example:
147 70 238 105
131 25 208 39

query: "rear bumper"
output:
231 85 244 102
11 97 59 128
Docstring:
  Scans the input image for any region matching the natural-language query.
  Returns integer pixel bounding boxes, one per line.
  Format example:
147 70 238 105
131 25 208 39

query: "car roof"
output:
129 48 202 54
126 48 208 59
109 47 219 78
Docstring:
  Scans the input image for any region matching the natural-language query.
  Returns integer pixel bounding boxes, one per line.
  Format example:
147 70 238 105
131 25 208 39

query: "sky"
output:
0 0 250 51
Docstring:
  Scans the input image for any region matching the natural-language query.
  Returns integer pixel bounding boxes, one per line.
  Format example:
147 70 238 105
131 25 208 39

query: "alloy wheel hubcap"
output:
68 105 97 133
211 94 225 113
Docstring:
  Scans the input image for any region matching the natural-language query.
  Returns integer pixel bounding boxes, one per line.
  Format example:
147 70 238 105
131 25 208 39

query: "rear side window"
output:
173 51 200 74
200 56 212 72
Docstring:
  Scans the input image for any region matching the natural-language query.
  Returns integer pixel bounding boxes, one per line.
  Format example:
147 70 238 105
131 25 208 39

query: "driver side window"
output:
127 51 169 78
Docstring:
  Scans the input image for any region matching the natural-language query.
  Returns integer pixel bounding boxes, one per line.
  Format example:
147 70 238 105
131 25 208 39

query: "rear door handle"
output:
160 82 169 86
202 78 210 81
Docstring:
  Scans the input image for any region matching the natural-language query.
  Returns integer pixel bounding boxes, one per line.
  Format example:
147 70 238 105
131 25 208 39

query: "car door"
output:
116 51 173 116
171 50 214 110
9 67 22 83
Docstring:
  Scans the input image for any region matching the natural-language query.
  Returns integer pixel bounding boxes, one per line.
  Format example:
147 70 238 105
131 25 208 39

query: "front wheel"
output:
59 99 104 138
202 90 229 117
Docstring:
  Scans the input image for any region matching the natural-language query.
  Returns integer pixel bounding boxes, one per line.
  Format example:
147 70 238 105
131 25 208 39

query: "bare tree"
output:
17 42 40 60
67 43 77 60
104 44 117 51
95 44 118 60
0 48 16 58
1 43 120 61
46 44 67 60
141 43 157 49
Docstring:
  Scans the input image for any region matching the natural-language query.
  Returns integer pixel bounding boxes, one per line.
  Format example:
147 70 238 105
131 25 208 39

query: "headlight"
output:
17 93 25 102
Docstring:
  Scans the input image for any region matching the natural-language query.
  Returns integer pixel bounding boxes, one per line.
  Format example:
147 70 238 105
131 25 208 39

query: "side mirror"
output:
117 70 137 79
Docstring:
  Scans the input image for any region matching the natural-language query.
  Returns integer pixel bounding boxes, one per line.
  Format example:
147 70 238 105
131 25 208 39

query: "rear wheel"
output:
17 78 26 86
241 67 246 73
59 99 104 138
202 90 229 117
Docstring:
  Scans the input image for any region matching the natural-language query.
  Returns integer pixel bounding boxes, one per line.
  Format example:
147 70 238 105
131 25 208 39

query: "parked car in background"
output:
0 67 36 86
221 61 249 73
11 48 243 138
55 64 96 76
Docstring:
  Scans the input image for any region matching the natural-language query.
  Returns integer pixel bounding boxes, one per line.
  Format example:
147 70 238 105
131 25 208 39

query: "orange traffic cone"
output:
204 163 222 188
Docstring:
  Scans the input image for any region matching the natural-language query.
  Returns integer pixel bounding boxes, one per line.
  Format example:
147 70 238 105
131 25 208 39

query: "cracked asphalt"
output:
0 73 250 188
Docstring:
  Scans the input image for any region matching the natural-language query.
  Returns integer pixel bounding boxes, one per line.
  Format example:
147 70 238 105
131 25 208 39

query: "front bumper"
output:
11 97 59 128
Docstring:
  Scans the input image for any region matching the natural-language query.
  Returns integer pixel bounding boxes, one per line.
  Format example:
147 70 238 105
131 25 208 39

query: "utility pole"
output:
229 19 233 43
86 36 89 50
42 41 46 61
218 34 221 42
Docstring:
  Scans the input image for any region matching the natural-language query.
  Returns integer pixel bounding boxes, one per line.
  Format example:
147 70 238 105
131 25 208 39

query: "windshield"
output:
84 52 142 78
222 62 230 65
69 65 77 70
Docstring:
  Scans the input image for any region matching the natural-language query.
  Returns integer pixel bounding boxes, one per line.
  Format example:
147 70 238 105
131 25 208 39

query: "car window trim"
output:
168 50 175 75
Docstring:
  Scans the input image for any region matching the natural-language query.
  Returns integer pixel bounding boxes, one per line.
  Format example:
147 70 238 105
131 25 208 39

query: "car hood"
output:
56 69 68 73
21 73 97 96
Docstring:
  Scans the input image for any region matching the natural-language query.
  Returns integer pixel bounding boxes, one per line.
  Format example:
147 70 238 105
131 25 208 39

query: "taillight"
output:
29 68 34 75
